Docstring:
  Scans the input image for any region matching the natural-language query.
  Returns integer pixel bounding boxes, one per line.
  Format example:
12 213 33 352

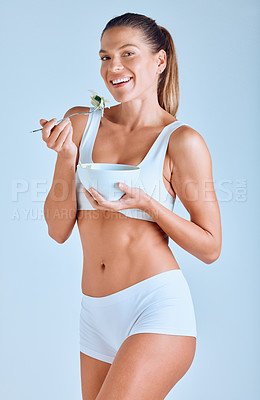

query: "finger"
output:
42 117 70 142
41 118 58 141
89 188 108 205
86 191 112 211
39 119 47 126
46 118 71 144
118 182 130 193
47 120 71 150
83 187 96 200
118 182 125 190
61 124 73 148
89 188 119 211
83 187 99 207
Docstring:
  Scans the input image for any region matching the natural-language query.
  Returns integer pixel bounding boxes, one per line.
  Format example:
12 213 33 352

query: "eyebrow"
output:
99 44 139 54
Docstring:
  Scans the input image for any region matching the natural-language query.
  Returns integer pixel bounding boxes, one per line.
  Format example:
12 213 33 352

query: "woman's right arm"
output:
42 107 89 243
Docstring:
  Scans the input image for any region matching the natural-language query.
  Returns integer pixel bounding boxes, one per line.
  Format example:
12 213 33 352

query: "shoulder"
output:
63 105 91 120
168 124 212 169
63 106 90 148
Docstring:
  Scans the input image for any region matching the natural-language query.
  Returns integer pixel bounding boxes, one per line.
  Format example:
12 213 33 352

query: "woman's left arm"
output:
140 127 222 264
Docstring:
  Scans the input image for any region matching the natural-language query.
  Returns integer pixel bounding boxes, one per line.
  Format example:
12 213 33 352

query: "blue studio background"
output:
1 0 259 399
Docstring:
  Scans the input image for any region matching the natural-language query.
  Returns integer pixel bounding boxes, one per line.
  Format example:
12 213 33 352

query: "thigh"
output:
96 333 196 400
80 351 111 400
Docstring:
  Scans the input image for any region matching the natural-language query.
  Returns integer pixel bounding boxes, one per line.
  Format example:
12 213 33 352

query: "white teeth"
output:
112 77 131 85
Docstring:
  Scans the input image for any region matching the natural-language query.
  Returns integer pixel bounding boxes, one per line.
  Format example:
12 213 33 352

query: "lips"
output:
110 77 133 88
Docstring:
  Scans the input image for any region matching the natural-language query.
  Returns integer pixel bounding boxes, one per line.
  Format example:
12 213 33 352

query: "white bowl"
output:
77 162 141 201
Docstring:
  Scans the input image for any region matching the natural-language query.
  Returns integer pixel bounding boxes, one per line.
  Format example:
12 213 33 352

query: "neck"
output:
112 95 167 131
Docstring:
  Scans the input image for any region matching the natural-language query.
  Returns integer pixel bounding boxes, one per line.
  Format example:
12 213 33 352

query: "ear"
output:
157 49 167 74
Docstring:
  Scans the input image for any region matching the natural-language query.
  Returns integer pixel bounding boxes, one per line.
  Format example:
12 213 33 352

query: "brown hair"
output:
101 12 180 117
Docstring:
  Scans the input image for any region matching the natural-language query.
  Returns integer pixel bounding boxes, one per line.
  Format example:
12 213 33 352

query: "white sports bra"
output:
75 107 187 222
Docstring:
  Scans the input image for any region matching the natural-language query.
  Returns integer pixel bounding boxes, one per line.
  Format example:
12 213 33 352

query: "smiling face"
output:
99 26 166 103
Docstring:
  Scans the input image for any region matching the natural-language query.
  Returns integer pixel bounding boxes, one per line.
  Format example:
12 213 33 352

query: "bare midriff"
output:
77 209 180 297
75 105 180 297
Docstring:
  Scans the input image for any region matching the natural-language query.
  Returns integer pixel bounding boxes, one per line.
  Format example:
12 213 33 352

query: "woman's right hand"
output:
40 117 77 160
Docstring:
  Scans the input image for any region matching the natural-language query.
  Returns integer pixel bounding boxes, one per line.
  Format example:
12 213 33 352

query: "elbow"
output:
204 254 219 264
46 221 75 244
204 243 222 264
200 231 222 264
48 230 68 244
54 236 67 244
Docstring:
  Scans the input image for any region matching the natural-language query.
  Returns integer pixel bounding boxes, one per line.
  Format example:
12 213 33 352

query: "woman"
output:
42 12 222 400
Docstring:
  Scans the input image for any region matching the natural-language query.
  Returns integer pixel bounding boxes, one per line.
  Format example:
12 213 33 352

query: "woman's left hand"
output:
82 182 149 212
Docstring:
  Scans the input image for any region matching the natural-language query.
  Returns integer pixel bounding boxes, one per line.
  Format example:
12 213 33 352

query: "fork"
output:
29 106 99 133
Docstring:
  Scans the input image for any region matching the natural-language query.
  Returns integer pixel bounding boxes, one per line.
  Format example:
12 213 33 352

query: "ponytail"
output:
157 26 179 117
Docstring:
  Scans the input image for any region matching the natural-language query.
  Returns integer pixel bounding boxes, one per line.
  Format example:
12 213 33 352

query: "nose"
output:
108 57 124 72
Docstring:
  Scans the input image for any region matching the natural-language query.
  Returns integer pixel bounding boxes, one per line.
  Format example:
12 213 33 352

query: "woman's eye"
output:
100 52 134 61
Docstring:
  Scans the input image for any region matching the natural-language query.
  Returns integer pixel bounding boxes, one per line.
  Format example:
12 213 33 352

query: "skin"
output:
66 26 221 399
77 27 184 297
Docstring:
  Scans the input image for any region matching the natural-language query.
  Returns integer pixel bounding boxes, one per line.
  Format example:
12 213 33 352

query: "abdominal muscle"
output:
76 209 180 297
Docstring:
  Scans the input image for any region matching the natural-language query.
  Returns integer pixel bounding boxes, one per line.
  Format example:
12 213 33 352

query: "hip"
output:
80 269 198 351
